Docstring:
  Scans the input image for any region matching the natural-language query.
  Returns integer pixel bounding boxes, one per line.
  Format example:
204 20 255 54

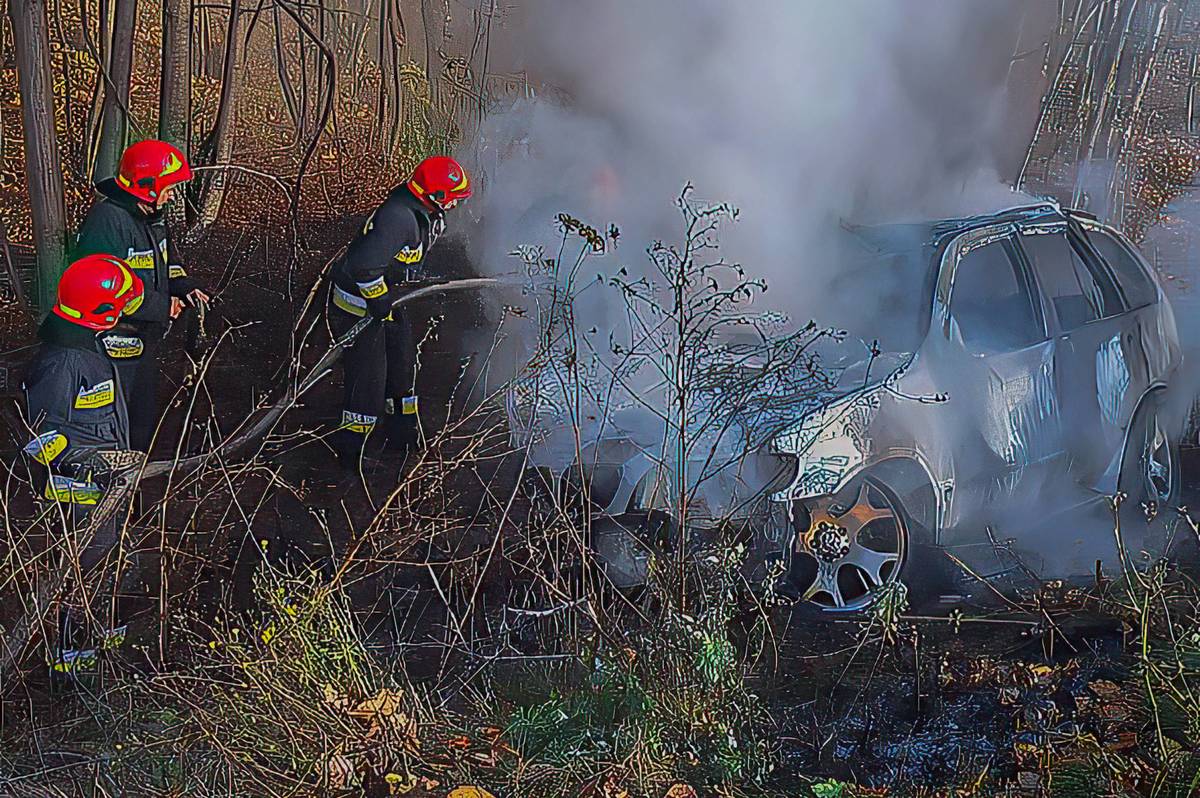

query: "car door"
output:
1076 222 1166 488
1013 220 1142 489
941 227 1063 505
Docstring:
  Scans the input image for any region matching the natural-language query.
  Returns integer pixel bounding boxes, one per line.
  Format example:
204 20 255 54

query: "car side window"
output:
950 238 1042 352
1019 226 1121 329
1085 227 1158 310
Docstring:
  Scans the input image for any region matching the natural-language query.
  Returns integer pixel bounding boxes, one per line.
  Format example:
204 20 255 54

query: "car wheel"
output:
788 475 908 612
1117 393 1181 565
592 510 676 590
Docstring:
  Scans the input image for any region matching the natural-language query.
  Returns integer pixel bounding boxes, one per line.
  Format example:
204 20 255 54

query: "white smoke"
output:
460 0 1062 524
468 0 1044 330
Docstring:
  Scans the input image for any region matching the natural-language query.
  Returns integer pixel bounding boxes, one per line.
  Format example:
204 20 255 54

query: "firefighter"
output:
22 255 144 674
72 139 209 452
328 155 472 465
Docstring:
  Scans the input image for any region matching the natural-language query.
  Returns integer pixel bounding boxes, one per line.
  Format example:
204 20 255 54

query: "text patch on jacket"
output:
394 244 424 265
126 247 157 272
100 334 144 359
75 379 116 409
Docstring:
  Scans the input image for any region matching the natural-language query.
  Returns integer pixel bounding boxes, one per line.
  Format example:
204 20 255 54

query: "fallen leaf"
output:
349 687 416 741
325 753 355 790
350 687 403 720
1090 680 1122 700
1028 663 1054 682
447 788 496 798
664 785 697 798
384 771 416 795
323 683 351 712
603 774 630 798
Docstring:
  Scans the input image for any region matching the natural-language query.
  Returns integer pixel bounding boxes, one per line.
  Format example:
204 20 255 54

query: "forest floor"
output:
1 215 1200 796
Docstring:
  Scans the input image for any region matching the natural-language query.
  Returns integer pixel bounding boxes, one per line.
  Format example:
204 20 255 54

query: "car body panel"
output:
507 202 1182 584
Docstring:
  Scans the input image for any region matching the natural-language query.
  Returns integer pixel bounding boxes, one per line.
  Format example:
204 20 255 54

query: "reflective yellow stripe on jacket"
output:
332 284 368 317
44 474 102 505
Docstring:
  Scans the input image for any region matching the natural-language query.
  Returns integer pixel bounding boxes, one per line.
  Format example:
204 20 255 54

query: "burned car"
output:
507 203 1183 612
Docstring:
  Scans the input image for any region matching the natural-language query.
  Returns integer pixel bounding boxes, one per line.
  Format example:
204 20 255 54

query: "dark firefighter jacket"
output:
331 187 441 319
72 178 198 334
22 314 130 505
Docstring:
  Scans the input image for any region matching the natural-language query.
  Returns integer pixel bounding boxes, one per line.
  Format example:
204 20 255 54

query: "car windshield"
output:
820 223 939 358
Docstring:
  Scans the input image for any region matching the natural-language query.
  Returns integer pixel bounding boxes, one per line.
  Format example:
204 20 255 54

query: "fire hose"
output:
152 278 501 476
0 277 502 681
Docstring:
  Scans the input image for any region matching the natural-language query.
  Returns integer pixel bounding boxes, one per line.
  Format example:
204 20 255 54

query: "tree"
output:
93 0 139 181
159 0 192 151
160 0 192 227
9 0 68 311
192 0 243 233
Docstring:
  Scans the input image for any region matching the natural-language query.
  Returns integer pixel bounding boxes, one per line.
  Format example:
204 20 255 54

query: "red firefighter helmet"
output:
115 140 193 204
407 156 472 210
52 254 144 331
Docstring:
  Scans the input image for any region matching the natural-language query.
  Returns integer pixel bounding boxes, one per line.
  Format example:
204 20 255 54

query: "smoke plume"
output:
469 0 1044 332
459 2 1152 566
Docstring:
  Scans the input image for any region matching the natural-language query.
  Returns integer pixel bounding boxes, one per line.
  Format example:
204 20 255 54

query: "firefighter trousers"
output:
329 306 419 455
54 500 127 668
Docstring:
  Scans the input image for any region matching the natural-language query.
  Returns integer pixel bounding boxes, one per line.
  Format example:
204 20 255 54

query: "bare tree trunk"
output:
93 0 138 181
159 0 192 150
160 0 192 227
0 218 29 309
9 0 68 312
192 0 244 233
273 5 300 134
385 0 407 158
82 0 110 181
420 0 439 108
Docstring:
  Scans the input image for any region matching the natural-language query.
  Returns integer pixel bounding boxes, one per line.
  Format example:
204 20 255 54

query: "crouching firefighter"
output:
328 155 472 465
22 255 145 676
72 139 209 452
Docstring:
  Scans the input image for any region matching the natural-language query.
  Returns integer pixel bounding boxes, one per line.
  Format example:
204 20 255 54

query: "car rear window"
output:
1084 226 1158 310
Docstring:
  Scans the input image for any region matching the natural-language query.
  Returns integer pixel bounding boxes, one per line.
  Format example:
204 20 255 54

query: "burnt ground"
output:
2 217 1200 793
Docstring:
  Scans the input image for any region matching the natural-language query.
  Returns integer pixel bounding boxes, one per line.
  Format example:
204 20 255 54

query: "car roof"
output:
847 202 1090 256
928 202 1068 241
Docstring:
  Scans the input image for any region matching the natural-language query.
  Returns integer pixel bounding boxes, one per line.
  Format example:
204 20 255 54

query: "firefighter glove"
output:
365 292 394 320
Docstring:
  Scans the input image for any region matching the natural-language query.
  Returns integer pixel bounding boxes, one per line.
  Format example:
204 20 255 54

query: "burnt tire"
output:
592 510 677 590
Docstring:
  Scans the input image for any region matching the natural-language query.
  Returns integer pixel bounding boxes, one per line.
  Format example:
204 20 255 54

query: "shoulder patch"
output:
394 244 424 265
126 247 156 271
75 379 116 409
340 410 378 434
101 334 144 359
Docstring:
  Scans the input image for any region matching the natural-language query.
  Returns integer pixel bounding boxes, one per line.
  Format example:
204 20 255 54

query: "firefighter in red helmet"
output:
72 139 209 452
23 255 144 675
328 155 472 466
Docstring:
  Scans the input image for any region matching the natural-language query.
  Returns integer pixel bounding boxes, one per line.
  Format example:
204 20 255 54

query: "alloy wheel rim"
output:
793 480 905 610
